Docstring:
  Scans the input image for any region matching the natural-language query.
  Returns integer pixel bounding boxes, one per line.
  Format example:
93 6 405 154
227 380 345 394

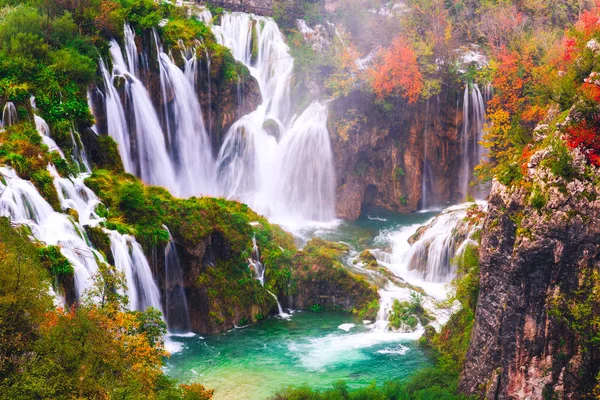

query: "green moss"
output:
530 186 547 213
0 122 62 210
39 245 73 277
541 139 577 181
388 293 431 331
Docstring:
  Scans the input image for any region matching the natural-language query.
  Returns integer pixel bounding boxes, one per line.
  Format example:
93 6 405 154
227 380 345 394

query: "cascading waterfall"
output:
96 24 216 197
378 202 483 286
1 102 17 128
0 166 103 298
459 84 488 199
106 230 163 312
214 13 335 224
164 227 190 331
247 233 289 318
0 142 161 312
91 17 336 224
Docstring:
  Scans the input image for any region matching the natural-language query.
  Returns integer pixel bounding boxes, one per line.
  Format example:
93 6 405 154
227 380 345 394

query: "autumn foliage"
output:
369 36 423 103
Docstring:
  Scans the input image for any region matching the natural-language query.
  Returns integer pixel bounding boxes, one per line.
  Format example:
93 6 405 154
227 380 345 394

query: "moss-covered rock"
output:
353 249 379 269
288 238 379 319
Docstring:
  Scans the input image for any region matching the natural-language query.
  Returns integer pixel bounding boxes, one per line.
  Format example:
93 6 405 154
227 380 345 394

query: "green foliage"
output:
541 139 577 181
39 245 73 276
0 217 53 379
272 369 468 399
388 292 431 330
530 186 547 212
393 166 405 180
310 303 323 313
549 267 600 397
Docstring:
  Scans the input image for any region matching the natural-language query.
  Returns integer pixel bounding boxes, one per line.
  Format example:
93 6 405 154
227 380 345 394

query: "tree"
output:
369 36 423 103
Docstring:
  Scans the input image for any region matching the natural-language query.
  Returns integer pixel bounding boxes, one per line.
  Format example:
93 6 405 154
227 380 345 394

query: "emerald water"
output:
165 209 444 399
164 312 432 400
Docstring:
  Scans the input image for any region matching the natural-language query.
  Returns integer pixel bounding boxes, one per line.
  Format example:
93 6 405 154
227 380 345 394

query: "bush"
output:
39 246 73 276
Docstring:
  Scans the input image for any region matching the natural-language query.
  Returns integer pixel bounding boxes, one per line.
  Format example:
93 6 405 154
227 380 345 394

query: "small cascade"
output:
379 202 483 287
248 234 265 285
267 289 290 319
49 166 103 226
1 102 17 127
34 115 64 157
214 13 335 224
106 230 163 312
164 227 190 332
459 84 488 200
420 99 432 209
247 233 289 318
0 166 102 298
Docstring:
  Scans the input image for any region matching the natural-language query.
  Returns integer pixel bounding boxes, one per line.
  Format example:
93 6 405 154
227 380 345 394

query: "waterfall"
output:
34 115 64 158
248 234 265 285
247 233 290 318
1 102 17 127
164 227 190 332
379 202 483 287
1 161 163 312
0 166 102 298
106 230 163 312
214 13 335 224
106 36 178 189
420 99 432 209
97 24 216 197
459 84 488 200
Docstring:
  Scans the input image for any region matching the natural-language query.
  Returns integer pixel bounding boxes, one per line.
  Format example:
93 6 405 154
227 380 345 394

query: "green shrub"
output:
39 245 73 276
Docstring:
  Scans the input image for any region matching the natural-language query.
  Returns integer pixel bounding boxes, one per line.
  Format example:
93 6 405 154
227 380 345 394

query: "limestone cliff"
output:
460 134 600 398
330 88 463 219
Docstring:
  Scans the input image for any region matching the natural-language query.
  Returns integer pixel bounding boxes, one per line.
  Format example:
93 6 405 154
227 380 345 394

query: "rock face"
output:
284 238 379 318
460 144 600 398
330 89 463 219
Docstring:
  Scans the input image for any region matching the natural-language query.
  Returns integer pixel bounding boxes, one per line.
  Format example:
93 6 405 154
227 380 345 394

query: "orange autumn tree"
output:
478 45 547 182
369 36 423 103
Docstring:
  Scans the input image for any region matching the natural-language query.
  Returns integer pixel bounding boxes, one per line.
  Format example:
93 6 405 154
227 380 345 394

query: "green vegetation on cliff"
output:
0 217 214 399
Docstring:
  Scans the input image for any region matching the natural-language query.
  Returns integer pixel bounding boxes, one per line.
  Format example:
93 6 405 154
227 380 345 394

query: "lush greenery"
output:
388 292 432 331
0 217 213 399
274 206 485 399
292 238 379 319
272 369 470 400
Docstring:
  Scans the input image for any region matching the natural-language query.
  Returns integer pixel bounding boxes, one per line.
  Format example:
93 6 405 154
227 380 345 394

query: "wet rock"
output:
459 139 600 398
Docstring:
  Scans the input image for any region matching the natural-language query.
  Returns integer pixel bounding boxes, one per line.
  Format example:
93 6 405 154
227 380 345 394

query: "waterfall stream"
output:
92 16 336 226
214 13 335 224
459 84 490 200
164 227 191 332
0 114 163 312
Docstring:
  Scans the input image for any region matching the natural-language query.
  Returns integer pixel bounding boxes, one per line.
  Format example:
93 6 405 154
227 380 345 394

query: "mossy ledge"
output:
85 170 379 334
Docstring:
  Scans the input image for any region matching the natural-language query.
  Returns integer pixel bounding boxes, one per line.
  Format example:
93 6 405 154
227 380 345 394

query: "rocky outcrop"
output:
460 140 600 398
284 238 379 318
330 88 463 219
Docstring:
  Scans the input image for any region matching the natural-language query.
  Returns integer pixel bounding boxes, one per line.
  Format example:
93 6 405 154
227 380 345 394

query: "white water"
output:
34 115 64 157
106 230 163 311
164 226 191 331
1 101 17 128
459 84 489 200
214 13 335 225
0 166 102 298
